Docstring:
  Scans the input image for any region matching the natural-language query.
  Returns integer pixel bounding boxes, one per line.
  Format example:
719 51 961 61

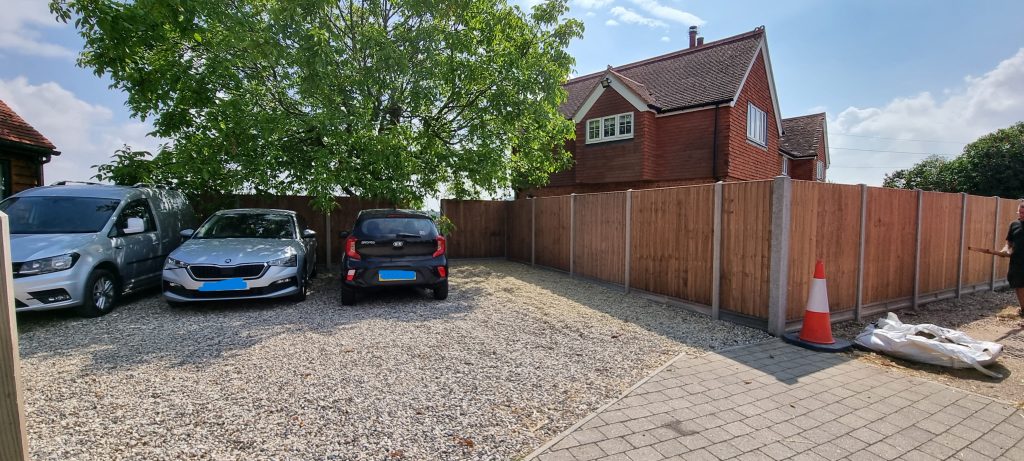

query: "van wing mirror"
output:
180 229 195 239
302 229 317 238
123 217 145 235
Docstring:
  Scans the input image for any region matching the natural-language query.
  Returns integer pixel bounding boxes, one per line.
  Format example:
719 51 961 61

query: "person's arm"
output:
997 242 1012 258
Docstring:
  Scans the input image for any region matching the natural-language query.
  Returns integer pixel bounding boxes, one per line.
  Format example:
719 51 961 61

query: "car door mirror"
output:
303 229 316 239
338 230 349 239
180 229 195 239
123 217 145 235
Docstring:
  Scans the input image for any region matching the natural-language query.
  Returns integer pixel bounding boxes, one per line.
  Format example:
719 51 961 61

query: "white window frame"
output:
816 160 825 181
747 103 767 147
585 112 634 144
781 157 790 176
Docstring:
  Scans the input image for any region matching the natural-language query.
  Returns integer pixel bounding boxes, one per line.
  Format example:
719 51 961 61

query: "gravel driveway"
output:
18 260 769 460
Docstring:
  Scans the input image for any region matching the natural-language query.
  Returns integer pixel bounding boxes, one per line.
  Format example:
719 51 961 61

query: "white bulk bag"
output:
854 313 1004 378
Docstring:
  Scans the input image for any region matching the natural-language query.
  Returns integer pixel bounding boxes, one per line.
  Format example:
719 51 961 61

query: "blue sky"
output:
2 0 1024 192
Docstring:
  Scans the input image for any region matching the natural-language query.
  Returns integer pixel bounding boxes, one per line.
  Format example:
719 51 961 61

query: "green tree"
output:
881 155 956 191
882 122 1024 197
52 0 583 211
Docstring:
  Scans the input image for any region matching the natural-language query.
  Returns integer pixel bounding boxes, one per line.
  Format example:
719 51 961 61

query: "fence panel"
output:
721 181 773 319
630 185 715 304
535 196 570 271
964 195 996 286
574 192 627 284
786 181 861 320
862 187 918 305
442 200 506 258
507 200 532 263
918 191 964 295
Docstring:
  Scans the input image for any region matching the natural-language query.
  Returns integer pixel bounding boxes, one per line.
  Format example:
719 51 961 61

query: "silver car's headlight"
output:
268 254 297 267
165 257 189 269
18 253 79 276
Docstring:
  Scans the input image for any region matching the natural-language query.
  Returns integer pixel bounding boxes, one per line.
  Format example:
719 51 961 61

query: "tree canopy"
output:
882 122 1024 198
53 0 583 210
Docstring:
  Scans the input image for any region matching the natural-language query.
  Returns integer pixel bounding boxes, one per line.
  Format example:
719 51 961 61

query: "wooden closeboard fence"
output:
442 177 1017 335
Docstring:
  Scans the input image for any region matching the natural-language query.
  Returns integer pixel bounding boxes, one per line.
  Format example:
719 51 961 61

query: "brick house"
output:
780 112 829 182
528 26 828 197
0 100 60 199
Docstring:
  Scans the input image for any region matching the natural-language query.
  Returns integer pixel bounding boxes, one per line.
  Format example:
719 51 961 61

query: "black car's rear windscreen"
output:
357 217 438 239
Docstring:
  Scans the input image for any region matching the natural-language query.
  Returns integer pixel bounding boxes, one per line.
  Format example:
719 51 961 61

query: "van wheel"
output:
340 285 357 306
76 269 119 317
433 280 449 300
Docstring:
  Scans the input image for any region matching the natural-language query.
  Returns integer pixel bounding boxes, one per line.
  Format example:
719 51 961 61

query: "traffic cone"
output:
782 260 852 352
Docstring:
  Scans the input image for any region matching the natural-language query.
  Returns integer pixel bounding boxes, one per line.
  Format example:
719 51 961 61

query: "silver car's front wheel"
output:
76 269 118 318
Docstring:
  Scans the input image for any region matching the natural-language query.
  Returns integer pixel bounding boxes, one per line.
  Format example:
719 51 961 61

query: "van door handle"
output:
114 244 124 249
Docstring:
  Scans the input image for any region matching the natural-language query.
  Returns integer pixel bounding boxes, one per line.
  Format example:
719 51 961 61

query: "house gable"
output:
571 71 654 124
726 51 782 180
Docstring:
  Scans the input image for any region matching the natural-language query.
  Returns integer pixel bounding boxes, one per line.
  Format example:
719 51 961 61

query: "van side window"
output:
117 200 157 235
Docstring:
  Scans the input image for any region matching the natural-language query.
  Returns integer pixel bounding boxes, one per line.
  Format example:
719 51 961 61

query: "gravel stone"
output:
18 260 769 460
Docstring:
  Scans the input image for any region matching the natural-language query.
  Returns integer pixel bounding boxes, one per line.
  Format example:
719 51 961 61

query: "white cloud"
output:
0 77 164 183
629 0 704 26
609 6 667 28
585 11 596 17
661 36 671 42
573 0 614 9
605 19 620 26
0 0 74 58
826 48 1024 186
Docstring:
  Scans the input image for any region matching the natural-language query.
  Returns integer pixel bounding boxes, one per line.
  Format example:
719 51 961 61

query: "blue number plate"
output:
199 278 247 291
378 270 416 282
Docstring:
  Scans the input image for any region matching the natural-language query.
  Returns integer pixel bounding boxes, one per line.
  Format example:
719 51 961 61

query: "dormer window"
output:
586 112 634 144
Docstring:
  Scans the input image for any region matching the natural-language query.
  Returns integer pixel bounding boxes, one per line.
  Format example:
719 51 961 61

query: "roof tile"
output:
0 99 57 151
559 27 765 117
780 113 826 158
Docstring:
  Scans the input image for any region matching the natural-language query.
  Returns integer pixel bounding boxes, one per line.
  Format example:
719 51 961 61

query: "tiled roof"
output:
559 27 765 117
780 113 826 158
0 99 57 151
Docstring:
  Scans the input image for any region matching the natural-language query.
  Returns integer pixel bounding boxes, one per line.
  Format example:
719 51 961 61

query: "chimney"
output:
697 36 705 46
689 26 698 48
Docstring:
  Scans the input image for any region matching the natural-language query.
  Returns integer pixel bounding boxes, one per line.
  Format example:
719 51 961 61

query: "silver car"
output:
1 182 195 317
162 209 317 305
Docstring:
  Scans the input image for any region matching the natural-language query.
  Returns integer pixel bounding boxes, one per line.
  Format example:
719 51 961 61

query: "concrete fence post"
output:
957 193 967 299
0 213 29 461
992 197 1001 290
531 198 536 267
913 189 923 309
855 184 867 322
569 194 576 277
768 176 792 336
624 190 632 293
711 181 723 320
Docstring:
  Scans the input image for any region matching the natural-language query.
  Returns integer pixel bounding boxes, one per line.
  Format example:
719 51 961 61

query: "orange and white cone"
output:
799 260 835 344
782 260 852 352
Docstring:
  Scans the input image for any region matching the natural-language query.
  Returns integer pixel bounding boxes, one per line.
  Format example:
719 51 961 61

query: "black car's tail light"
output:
432 235 446 258
346 269 356 281
437 266 447 278
345 235 361 260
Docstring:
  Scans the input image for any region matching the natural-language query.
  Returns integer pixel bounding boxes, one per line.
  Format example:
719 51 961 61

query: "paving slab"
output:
526 340 1024 460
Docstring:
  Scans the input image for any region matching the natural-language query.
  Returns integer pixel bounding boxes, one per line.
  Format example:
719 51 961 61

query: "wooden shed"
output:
0 99 60 198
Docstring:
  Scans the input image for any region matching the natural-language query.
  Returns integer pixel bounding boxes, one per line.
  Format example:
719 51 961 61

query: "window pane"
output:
618 114 632 136
603 117 616 137
588 120 600 140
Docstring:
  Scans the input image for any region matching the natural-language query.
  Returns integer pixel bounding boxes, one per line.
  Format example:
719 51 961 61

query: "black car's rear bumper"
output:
341 256 447 288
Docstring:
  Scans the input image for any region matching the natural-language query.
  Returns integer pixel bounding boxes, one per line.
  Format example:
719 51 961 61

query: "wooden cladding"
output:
444 180 1017 330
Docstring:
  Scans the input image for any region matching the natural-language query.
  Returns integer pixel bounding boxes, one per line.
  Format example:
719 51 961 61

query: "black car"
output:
338 209 448 305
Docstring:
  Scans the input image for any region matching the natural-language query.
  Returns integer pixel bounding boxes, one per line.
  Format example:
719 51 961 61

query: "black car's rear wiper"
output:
396 232 421 238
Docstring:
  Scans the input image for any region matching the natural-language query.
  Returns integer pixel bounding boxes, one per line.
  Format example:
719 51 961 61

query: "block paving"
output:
529 340 1024 460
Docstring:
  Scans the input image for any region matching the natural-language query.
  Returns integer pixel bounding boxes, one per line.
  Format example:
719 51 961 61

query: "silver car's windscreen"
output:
194 213 296 239
0 196 121 234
